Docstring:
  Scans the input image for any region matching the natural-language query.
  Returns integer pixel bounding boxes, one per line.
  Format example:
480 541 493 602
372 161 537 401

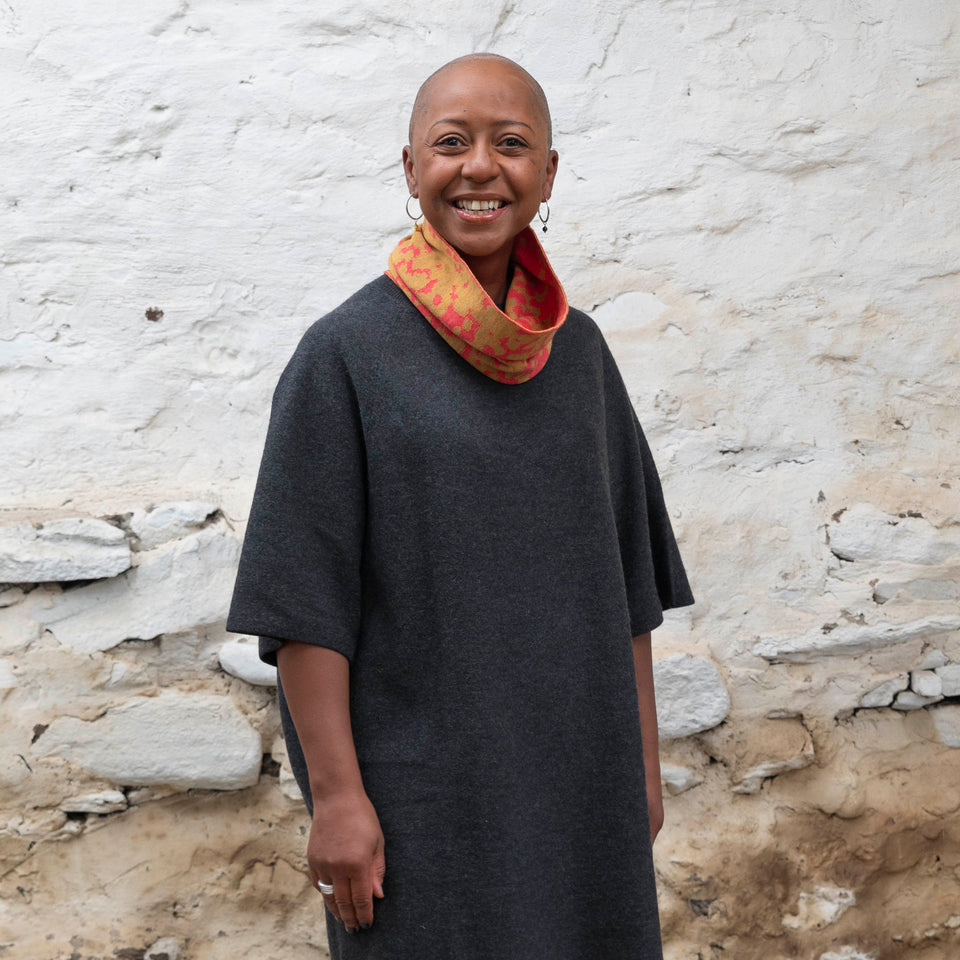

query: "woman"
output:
228 53 693 960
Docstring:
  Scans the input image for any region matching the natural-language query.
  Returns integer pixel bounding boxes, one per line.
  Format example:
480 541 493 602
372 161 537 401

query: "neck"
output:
385 221 569 384
460 248 512 306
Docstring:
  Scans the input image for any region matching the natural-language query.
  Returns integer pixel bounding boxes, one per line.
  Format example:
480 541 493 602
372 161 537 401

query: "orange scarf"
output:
385 220 569 384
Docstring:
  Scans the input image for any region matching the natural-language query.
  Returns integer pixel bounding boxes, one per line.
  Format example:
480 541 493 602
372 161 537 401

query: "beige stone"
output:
829 504 960 565
31 527 240 653
0 518 130 582
653 654 730 739
129 500 218 551
661 764 704 796
702 718 815 794
219 636 278 686
859 674 908 709
936 663 960 697
60 790 128 814
783 885 855 930
32 690 262 790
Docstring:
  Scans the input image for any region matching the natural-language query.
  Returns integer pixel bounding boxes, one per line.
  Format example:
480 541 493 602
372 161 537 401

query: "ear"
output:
402 146 418 198
541 149 559 202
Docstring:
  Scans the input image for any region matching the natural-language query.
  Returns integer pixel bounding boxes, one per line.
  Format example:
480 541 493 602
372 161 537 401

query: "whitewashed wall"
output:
2 2 959 958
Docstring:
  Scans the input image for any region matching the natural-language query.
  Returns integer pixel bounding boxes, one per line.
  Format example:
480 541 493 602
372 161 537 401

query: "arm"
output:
276 642 385 932
631 632 663 844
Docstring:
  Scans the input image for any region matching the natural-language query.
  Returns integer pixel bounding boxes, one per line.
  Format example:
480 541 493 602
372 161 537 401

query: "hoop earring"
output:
537 201 550 234
405 195 423 222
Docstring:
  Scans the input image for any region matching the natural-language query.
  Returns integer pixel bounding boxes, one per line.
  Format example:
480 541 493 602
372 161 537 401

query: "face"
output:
403 60 558 270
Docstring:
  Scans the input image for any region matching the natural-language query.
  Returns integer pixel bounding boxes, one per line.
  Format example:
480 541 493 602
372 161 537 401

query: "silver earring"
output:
537 201 550 233
406 195 422 222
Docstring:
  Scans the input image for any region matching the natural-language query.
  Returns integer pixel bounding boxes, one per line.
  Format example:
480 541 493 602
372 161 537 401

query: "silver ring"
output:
316 879 334 896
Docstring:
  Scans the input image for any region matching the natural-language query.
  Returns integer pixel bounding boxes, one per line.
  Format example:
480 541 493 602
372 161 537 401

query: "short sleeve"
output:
600 338 694 636
226 323 366 665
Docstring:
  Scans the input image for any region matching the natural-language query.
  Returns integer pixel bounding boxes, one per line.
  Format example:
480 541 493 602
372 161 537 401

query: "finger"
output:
372 849 386 900
334 877 359 932
351 873 375 929
312 874 341 923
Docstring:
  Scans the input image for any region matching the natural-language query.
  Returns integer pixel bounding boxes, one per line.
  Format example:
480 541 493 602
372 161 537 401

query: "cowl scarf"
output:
385 220 569 384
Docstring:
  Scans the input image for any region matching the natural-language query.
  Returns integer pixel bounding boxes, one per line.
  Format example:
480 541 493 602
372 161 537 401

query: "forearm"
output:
276 642 364 802
276 641 385 931
632 632 663 840
632 633 660 775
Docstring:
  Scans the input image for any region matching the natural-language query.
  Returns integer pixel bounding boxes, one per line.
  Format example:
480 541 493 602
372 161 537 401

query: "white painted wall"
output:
2 2 959 957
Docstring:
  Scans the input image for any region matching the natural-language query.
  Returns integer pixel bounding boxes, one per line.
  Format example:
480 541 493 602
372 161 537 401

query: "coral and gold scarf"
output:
385 220 568 384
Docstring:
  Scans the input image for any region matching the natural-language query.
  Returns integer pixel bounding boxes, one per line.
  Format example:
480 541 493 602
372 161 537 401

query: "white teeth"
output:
456 199 503 211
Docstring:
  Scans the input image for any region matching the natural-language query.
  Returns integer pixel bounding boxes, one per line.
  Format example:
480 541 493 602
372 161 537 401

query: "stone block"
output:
60 790 128 814
917 649 949 670
829 504 960 564
32 690 262 790
660 763 703 796
728 718 815 794
874 579 958 603
936 663 960 697
129 500 218 550
783 885 855 931
0 586 25 607
820 948 877 960
279 764 304 802
753 616 960 662
859 674 908 708
32 527 240 653
892 689 941 711
910 670 942 698
930 705 960 747
146 938 181 960
219 637 277 686
653 655 730 740
0 518 130 582
271 736 304 802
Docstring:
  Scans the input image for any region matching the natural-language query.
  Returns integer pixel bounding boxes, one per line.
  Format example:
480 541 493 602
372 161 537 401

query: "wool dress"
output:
226 273 694 960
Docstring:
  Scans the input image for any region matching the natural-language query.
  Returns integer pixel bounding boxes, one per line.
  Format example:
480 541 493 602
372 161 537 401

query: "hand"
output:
308 790 386 932
647 773 664 844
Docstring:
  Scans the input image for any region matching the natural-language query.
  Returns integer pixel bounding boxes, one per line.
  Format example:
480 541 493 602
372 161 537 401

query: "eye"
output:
434 134 464 148
499 135 528 150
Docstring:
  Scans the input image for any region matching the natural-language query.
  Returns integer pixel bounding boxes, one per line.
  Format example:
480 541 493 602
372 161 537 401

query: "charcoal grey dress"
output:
227 274 694 960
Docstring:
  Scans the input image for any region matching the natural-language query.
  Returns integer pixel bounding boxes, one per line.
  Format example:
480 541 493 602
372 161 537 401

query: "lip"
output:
448 196 510 222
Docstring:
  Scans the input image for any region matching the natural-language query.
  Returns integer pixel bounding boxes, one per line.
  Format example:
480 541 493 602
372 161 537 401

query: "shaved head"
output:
408 54 553 147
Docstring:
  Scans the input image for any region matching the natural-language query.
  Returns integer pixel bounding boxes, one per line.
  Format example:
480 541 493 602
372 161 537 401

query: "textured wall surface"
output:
2 1 959 958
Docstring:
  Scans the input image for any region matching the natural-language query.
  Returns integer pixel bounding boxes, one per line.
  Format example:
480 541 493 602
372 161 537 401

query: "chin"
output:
446 227 522 259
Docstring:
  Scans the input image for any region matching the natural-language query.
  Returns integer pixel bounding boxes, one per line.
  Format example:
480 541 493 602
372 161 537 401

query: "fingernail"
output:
360 922 371 930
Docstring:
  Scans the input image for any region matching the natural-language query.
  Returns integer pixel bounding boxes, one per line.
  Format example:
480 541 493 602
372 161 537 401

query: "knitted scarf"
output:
385 220 568 384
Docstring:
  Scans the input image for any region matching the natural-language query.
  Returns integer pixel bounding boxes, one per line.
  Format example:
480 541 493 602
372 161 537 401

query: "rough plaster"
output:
2 1 959 958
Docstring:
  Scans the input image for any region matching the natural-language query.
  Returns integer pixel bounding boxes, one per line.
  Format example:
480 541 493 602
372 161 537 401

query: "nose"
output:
461 140 497 182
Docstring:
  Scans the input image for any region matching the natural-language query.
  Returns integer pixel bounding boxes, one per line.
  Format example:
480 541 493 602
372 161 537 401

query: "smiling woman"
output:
227 53 694 960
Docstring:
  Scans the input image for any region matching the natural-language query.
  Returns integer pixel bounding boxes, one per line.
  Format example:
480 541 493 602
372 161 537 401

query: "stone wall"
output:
2 2 958 958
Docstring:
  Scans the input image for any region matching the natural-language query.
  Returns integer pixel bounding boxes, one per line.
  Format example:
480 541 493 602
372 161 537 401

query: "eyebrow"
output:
427 118 534 131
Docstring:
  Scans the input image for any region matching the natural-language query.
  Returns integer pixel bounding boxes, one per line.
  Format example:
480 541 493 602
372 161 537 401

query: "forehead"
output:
415 61 546 133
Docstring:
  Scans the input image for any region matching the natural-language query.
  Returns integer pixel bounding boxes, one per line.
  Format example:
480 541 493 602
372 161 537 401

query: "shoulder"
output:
272 275 414 406
294 274 413 363
561 304 604 343
555 305 616 363
551 304 624 385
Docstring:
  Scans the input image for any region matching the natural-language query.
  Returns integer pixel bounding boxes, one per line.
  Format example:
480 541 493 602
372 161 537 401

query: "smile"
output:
453 199 507 211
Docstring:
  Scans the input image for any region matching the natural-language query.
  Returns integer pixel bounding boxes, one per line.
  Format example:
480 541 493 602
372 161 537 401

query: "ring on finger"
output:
316 879 334 896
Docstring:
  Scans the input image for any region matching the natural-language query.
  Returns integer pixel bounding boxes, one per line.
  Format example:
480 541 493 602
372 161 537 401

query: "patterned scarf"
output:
385 220 568 384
